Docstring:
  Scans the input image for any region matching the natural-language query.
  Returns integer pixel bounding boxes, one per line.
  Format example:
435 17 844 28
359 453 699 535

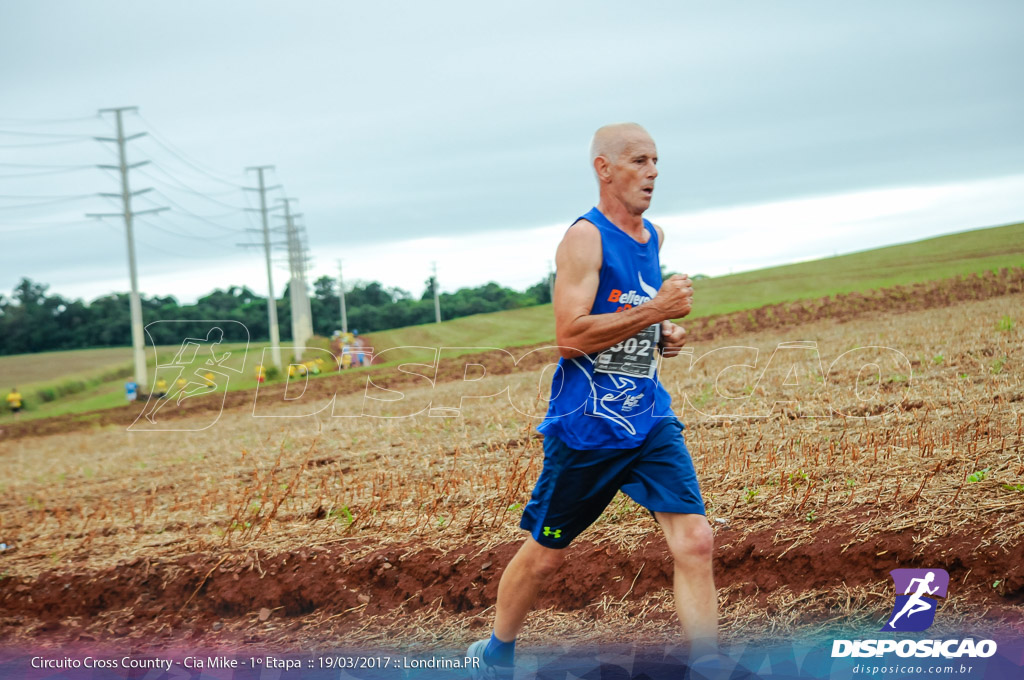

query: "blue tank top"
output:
538 207 674 450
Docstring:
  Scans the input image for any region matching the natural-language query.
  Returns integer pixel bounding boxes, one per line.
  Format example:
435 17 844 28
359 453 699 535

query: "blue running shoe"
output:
467 638 510 679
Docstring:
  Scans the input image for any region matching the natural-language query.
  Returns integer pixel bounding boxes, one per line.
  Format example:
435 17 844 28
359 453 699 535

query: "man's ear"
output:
593 156 611 182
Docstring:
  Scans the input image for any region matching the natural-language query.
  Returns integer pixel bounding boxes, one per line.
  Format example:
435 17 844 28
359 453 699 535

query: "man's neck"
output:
596 199 646 237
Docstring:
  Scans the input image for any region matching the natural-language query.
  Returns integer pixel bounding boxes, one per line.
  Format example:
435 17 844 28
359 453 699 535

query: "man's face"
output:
607 132 658 215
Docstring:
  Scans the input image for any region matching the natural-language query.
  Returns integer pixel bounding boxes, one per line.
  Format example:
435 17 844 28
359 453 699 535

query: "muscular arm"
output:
554 221 691 359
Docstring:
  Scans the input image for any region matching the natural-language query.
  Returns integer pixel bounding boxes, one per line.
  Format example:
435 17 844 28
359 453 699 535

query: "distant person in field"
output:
154 378 168 398
469 123 717 677
352 330 369 367
6 387 23 419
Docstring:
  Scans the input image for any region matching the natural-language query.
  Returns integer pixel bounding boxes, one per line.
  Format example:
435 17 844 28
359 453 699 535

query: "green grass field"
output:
0 342 266 423
370 220 1024 349
688 220 1024 316
2 220 1022 424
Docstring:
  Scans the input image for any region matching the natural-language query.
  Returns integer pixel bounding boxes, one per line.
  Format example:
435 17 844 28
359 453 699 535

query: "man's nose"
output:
648 162 658 179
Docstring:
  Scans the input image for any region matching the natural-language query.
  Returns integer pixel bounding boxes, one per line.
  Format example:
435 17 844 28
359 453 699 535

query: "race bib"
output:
595 323 661 379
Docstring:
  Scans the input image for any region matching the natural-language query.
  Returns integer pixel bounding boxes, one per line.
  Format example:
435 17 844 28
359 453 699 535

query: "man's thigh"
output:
620 419 705 515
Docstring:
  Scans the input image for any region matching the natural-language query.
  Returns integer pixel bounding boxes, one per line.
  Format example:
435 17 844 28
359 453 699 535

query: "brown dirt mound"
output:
3 515 1021 646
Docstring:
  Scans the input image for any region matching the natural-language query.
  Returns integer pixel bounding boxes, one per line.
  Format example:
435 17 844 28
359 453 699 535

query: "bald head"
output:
589 123 659 215
589 122 652 165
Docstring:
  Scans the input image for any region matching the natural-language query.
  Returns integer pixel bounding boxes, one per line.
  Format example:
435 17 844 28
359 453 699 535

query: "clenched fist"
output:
652 274 693 320
659 320 688 358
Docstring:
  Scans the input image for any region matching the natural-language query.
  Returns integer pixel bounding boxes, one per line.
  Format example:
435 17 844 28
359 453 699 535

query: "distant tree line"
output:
0 275 553 356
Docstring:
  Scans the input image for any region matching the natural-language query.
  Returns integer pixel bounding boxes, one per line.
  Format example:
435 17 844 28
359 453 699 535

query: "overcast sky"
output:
2 1 1023 304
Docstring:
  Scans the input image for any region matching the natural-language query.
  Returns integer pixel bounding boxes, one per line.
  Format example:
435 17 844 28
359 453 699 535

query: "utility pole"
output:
337 259 348 334
296 221 314 345
432 260 440 323
243 166 283 369
278 198 312 360
89 106 167 392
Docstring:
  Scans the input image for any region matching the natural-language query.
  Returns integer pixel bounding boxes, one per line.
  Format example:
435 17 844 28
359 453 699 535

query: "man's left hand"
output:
660 321 687 358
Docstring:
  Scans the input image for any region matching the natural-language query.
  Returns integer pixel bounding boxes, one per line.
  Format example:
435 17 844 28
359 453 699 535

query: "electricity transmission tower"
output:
277 198 313 360
239 166 283 369
87 106 167 392
337 259 348 334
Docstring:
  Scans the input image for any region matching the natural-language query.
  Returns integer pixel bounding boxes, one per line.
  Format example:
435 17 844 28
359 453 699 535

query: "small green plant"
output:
958 373 969 380
1001 484 1024 493
264 365 280 381
990 358 1006 375
888 374 908 383
804 510 817 523
967 468 989 483
329 505 355 525
437 516 448 528
743 487 760 503
788 470 808 486
507 502 522 512
692 384 714 408
996 315 1014 332
932 355 944 365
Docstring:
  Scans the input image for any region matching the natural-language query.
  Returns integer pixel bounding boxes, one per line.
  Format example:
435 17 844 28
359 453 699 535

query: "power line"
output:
136 163 249 208
0 137 94 149
0 193 99 200
0 114 100 125
137 188 247 232
0 166 94 179
0 162 94 168
109 216 226 260
0 194 97 210
132 111 247 188
133 214 241 242
138 166 242 198
0 219 96 234
0 129 98 139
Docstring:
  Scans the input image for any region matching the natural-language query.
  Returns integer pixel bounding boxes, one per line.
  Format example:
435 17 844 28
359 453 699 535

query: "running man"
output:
469 123 718 676
888 571 939 628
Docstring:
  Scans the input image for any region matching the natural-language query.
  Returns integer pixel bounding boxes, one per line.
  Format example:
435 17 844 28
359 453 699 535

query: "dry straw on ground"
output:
0 293 1021 650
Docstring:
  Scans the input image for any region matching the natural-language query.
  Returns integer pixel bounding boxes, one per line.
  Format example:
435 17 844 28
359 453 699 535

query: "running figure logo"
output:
881 568 949 632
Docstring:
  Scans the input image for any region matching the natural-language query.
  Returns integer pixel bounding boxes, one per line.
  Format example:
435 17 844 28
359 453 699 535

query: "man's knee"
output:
664 517 714 565
529 548 566 579
518 539 567 579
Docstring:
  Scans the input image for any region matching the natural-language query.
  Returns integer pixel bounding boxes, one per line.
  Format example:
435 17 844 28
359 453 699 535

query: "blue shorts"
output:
520 418 705 548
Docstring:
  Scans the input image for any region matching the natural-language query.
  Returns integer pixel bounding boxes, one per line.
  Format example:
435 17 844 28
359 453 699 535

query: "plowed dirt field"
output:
1 279 1022 653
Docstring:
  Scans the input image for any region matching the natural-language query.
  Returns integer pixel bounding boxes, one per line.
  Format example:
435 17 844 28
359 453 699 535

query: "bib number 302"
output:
595 323 661 379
